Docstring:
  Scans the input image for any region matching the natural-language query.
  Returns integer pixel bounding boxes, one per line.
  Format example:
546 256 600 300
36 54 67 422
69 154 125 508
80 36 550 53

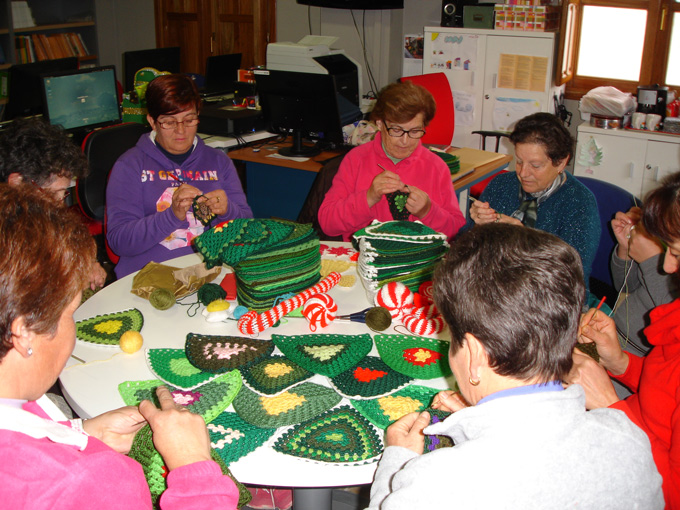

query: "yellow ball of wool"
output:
206 299 230 312
119 331 144 353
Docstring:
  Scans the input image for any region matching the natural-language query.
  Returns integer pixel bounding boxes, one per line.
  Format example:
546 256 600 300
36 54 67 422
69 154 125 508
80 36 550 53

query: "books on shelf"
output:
14 33 90 63
11 1 36 29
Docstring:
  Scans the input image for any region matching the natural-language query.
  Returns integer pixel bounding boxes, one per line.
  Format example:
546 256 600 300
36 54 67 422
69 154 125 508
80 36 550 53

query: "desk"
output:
60 247 451 510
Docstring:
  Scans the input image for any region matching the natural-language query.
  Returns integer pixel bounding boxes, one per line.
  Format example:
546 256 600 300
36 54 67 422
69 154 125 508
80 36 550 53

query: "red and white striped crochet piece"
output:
303 293 338 332
374 282 413 320
402 304 446 336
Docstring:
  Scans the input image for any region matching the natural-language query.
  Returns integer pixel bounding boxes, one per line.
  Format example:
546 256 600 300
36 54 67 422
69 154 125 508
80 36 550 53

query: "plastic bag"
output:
579 86 637 117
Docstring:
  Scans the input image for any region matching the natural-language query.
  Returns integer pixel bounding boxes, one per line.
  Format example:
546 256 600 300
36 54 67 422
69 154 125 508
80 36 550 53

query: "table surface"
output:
60 246 452 488
228 139 344 173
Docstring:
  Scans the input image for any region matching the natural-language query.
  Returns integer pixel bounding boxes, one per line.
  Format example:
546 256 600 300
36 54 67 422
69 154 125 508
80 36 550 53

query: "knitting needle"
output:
377 163 410 192
588 296 607 323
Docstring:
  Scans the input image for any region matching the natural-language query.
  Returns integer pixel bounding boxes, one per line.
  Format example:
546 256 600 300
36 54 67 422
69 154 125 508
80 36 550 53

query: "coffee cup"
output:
632 112 646 130
646 113 662 131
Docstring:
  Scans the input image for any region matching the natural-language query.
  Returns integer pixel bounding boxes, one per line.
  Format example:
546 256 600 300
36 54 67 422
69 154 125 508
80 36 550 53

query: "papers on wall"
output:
497 54 548 92
492 97 540 132
403 34 424 76
427 32 478 72
452 90 475 127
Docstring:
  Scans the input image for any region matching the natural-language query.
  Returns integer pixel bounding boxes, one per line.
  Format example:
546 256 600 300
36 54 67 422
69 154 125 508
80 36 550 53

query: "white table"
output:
60 248 452 509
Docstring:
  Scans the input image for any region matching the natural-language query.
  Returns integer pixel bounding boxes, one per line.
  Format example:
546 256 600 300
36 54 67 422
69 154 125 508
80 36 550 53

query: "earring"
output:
469 376 480 386
27 347 33 357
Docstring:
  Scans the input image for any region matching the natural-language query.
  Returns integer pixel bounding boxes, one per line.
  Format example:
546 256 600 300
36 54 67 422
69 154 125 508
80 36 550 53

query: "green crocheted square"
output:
375 334 453 380
146 348 223 390
208 412 276 464
273 405 383 465
185 334 274 374
329 356 413 400
271 334 373 378
350 384 440 429
232 382 341 428
423 407 454 454
76 308 144 347
239 355 313 396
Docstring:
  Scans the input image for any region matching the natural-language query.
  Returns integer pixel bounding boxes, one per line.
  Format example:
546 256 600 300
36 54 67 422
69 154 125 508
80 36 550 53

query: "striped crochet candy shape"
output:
329 356 413 400
271 333 373 378
208 412 276 464
374 334 452 380
232 382 341 428
185 333 274 374
145 348 223 390
118 370 241 424
273 405 383 465
76 308 143 347
239 355 313 396
349 384 440 429
423 407 454 454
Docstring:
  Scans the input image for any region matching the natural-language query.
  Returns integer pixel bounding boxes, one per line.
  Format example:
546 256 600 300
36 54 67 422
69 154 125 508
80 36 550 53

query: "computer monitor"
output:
41 66 121 136
202 53 242 96
123 47 181 92
4 57 79 120
254 69 362 157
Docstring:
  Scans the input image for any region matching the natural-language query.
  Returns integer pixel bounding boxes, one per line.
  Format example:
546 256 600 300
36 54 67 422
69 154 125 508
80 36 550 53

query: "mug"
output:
646 113 662 131
632 112 646 130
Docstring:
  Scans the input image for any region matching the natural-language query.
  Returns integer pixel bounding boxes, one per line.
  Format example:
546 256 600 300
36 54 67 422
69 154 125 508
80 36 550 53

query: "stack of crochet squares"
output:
352 220 449 300
193 218 320 311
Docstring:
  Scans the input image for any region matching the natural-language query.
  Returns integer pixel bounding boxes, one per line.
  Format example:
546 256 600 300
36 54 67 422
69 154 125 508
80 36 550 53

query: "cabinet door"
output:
573 131 646 197
641 140 680 197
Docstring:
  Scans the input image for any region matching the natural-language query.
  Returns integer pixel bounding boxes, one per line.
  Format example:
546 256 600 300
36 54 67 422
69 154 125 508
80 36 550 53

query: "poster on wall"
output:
403 34 423 76
452 90 474 126
427 32 478 71
497 54 548 92
492 97 541 132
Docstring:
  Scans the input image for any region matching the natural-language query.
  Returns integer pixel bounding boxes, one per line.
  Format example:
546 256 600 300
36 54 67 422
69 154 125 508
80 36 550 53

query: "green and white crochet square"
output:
328 355 413 400
76 308 144 347
208 412 276 464
185 333 274 374
145 348 224 390
349 384 441 429
374 334 453 380
239 355 313 396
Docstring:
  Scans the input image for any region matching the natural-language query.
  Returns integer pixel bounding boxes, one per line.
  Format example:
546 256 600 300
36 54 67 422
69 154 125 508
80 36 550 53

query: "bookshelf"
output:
0 0 99 69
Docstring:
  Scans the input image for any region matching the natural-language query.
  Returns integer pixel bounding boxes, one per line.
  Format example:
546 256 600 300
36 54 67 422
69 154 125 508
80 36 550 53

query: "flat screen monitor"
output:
202 53 242 96
41 66 121 135
296 0 403 8
254 69 362 157
4 57 79 120
123 46 181 92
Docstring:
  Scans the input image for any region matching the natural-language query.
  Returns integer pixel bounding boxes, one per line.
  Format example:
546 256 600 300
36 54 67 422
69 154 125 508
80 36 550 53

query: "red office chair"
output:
399 73 455 146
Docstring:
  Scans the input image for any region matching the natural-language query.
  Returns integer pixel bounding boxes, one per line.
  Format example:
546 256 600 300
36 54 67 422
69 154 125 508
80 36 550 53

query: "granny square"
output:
232 382 341 428
386 191 410 221
76 308 144 347
374 334 452 379
329 356 413 400
271 333 373 378
208 412 276 464
350 384 440 429
423 407 454 454
185 333 274 373
118 370 242 424
273 405 383 465
145 348 223 390
239 355 313 396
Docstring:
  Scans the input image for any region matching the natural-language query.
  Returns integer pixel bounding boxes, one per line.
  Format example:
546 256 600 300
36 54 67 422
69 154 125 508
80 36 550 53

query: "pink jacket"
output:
0 400 239 510
318 133 465 241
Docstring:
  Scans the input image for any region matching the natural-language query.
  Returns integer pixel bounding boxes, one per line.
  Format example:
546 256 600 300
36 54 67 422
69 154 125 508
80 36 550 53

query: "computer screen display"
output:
203 53 242 95
41 66 121 132
4 57 79 120
123 47 181 92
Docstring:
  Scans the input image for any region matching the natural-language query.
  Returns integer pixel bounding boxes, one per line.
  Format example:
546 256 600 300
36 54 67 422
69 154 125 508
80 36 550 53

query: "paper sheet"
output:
452 90 474 127
492 97 541 132
498 54 548 92
428 32 478 71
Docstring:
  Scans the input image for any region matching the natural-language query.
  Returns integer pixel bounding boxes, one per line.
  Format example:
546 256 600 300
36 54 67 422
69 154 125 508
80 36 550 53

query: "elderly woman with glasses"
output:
318 81 465 241
106 74 253 278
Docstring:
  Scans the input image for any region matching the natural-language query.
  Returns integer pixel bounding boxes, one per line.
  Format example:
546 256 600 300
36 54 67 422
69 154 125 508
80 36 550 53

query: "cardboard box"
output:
464 5 495 28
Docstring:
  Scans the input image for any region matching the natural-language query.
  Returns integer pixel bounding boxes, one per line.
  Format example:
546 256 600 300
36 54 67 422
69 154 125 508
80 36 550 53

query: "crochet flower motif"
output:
326 246 355 257
403 348 442 367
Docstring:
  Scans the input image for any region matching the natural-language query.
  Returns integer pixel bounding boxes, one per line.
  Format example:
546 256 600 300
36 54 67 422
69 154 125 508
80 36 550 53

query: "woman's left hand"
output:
385 411 431 454
83 406 147 454
404 185 431 219
203 189 228 216
564 350 620 410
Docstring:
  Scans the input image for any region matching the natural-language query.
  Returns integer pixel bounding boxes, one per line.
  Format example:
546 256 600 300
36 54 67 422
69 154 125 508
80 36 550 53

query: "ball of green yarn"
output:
149 288 176 310
197 283 227 306
366 306 392 331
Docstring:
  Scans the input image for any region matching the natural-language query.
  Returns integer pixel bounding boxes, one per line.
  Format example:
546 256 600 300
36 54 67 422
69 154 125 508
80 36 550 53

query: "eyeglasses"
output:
385 125 426 139
157 117 200 130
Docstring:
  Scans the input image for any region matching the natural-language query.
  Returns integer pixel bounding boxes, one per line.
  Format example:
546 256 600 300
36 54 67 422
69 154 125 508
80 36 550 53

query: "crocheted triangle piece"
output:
118 370 241 423
208 412 276 464
386 191 410 221
374 334 452 379
273 405 383 465
128 424 252 509
146 348 223 390
349 384 440 429
329 356 413 400
76 308 144 347
423 407 454 454
232 382 342 428
239 355 313 396
185 333 274 374
271 333 373 378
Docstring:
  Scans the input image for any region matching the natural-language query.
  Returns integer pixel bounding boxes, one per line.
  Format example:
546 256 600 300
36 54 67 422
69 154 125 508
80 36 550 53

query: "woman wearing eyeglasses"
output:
318 81 465 241
106 74 252 278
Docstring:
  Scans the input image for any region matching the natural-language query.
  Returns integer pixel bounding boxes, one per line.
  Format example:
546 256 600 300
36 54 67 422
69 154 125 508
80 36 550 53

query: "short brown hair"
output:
510 112 574 166
146 74 202 120
370 81 436 125
0 184 95 360
642 170 680 244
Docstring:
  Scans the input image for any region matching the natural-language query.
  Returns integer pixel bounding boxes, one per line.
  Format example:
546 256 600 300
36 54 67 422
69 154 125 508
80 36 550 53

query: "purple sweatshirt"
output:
106 133 253 278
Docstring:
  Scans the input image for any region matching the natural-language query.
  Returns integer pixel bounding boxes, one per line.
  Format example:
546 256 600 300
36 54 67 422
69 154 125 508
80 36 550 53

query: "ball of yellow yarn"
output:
206 299 230 312
119 331 144 353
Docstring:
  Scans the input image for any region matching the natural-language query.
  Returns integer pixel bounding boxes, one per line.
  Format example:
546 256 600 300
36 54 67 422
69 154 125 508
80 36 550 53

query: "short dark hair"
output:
642 170 680 244
434 224 584 382
509 112 574 166
0 183 95 361
370 81 436 126
146 73 202 120
0 117 88 185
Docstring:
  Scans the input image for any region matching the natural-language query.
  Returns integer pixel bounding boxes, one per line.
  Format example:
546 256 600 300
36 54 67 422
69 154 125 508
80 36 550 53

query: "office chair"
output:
399 73 455 146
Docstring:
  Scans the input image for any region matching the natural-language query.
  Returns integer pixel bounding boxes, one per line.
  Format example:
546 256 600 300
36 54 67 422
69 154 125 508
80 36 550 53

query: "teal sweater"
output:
471 172 600 286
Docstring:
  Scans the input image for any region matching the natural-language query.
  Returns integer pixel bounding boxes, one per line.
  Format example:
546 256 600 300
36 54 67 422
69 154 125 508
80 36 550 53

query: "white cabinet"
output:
573 123 680 199
423 27 564 153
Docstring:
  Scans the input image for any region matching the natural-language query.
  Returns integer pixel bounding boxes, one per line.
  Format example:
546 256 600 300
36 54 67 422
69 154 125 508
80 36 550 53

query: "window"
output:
563 0 680 99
